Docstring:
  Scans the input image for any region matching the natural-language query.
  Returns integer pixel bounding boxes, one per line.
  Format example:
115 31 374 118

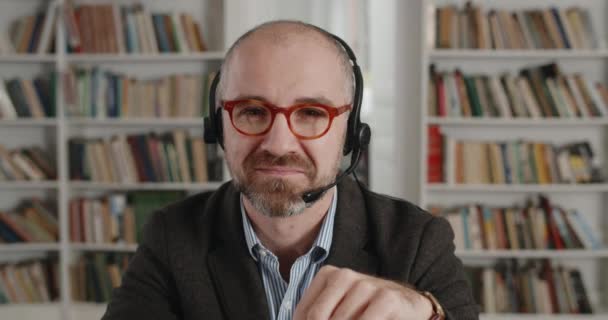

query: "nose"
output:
259 113 300 156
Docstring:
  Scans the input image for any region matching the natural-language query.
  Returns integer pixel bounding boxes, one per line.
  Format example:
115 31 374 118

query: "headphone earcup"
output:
215 110 224 148
204 116 217 144
358 123 371 151
205 71 223 147
342 120 356 155
343 122 371 156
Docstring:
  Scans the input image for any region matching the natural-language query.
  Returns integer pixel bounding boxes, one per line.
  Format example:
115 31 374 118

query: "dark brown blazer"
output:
102 177 479 319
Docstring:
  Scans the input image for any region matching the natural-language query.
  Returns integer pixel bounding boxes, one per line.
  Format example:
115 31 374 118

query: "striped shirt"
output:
240 188 337 320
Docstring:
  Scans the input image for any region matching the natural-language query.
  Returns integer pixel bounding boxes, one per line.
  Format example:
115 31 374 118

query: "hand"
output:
293 265 434 320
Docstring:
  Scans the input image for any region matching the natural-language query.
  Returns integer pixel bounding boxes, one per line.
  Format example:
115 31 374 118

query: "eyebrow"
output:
231 94 337 106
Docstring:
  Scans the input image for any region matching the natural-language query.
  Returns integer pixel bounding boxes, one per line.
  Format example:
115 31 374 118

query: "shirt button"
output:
259 249 267 257
283 301 292 309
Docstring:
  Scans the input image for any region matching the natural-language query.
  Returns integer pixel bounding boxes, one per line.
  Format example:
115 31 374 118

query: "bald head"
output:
216 20 355 106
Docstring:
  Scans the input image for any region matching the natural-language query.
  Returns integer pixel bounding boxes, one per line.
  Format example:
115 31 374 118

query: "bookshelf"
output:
69 181 223 191
64 51 225 63
67 118 205 127
427 117 608 126
420 0 608 317
0 0 226 319
429 49 608 59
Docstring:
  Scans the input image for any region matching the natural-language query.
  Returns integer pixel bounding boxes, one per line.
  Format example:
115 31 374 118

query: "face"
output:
221 33 350 218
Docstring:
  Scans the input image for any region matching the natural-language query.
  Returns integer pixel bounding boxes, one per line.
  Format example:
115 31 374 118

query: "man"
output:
103 21 478 320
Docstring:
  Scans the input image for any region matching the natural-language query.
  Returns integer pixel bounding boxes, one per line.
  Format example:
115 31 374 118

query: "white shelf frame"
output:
419 0 608 317
69 181 223 191
0 181 59 190
0 243 60 252
69 243 137 252
67 118 205 128
0 119 58 127
0 1 228 320
426 183 608 193
426 117 608 126
456 249 608 259
430 49 608 59
65 52 225 63
0 54 56 63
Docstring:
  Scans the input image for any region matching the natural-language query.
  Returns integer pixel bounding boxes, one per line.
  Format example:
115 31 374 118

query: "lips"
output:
255 166 306 175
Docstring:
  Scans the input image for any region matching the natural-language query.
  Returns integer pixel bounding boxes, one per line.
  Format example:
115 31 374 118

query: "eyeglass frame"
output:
221 99 352 140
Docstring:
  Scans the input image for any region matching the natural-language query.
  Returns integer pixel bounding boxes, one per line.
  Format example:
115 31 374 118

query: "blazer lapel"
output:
325 178 379 275
206 183 270 320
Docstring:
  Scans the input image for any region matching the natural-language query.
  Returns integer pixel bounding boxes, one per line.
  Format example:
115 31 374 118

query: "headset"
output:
203 33 371 205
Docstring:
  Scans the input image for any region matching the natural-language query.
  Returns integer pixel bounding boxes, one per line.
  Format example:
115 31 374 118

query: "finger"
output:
304 269 359 319
329 279 377 319
358 290 408 320
294 265 337 319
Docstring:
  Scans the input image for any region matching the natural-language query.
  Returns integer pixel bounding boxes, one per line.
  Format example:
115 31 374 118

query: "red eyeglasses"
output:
222 99 352 140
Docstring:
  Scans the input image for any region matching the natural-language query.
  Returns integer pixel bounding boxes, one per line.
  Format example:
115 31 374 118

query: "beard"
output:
231 149 341 218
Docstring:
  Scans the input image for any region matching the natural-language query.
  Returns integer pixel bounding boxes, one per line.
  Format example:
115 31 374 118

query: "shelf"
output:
70 243 137 252
0 54 55 63
66 52 224 63
71 303 107 320
0 118 58 127
426 117 608 126
426 184 608 193
0 303 61 320
69 181 223 191
428 49 608 59
68 118 204 128
0 243 59 252
456 249 608 259
480 314 608 320
0 181 59 190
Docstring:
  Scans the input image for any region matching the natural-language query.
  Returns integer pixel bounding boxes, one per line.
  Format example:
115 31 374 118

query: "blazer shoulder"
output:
361 187 435 227
360 187 453 256
156 181 234 224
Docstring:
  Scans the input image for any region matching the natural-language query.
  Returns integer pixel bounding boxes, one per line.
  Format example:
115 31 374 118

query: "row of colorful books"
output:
0 258 59 304
0 199 58 243
428 63 608 118
69 191 185 244
435 2 599 50
431 195 602 251
0 75 56 119
68 130 223 183
64 1 208 54
466 260 592 314
2 2 58 54
428 128 603 184
2 1 211 55
0 144 56 182
63 67 216 118
71 253 131 303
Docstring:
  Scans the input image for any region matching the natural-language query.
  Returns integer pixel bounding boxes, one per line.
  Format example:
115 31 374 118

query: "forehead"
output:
223 33 348 105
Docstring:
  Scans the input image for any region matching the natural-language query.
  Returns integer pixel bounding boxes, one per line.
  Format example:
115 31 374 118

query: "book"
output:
0 258 57 303
433 132 604 185
64 3 209 54
465 260 593 314
435 4 599 50
435 195 601 251
70 130 218 183
428 62 608 118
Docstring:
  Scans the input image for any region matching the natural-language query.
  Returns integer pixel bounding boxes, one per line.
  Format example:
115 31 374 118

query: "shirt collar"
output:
241 187 338 263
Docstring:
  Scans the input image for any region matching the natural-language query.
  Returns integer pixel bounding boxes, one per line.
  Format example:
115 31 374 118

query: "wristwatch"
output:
420 291 445 320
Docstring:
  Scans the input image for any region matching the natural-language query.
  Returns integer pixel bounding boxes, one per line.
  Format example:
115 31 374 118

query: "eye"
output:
238 106 267 117
299 107 327 118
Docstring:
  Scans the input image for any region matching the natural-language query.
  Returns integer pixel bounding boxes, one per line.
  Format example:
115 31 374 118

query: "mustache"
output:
244 151 315 177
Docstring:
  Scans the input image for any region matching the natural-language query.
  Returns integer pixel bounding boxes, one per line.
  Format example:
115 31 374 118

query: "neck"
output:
243 188 335 275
